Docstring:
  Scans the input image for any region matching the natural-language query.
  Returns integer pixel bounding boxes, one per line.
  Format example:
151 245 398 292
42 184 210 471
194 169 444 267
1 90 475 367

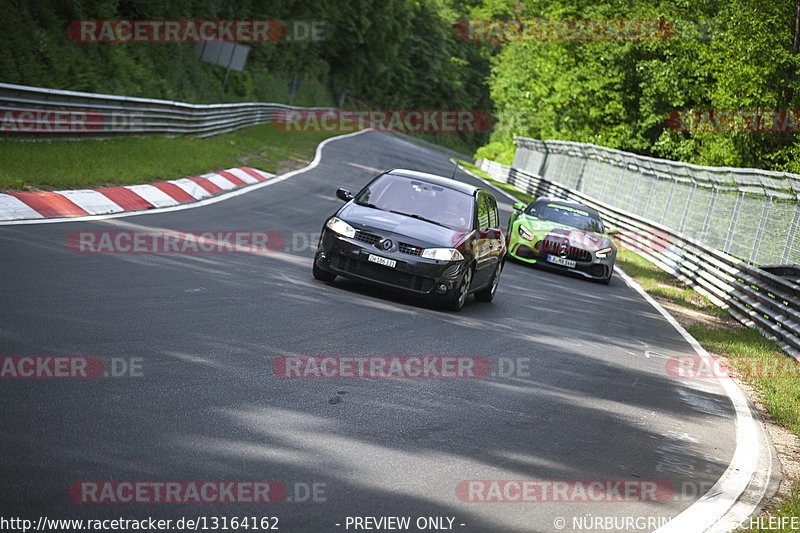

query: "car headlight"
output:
326 217 356 238
421 248 464 261
518 225 535 241
596 247 613 258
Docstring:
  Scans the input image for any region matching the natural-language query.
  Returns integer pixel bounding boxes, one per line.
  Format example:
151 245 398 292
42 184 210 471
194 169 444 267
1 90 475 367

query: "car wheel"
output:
313 261 336 282
475 262 502 302
447 265 473 312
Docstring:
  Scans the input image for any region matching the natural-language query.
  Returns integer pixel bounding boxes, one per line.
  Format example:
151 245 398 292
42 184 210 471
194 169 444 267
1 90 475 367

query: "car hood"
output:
339 203 470 247
517 215 614 251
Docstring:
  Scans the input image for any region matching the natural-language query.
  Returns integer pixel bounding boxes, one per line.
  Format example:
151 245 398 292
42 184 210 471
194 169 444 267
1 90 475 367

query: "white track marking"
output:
54 189 125 215
0 194 45 221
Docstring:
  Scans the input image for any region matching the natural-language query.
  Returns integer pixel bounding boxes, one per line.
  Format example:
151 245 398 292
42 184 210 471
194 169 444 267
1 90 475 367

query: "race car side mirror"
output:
513 202 525 212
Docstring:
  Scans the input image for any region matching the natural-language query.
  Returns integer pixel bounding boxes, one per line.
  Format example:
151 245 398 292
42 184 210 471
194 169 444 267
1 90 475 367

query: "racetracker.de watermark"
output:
0 109 103 133
67 20 329 43
667 109 800 134
272 109 491 133
666 354 800 379
456 19 673 42
0 356 143 379
69 481 287 504
273 356 492 379
456 480 673 502
67 231 285 254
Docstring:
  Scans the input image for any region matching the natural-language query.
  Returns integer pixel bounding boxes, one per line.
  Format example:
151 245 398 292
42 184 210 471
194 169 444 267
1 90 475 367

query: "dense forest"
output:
0 0 496 153
2 0 799 171
478 0 800 173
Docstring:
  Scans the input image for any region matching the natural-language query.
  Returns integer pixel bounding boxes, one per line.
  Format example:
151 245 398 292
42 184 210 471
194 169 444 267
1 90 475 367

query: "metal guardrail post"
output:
750 197 773 264
701 186 719 243
678 181 696 234
723 191 744 255
782 203 800 264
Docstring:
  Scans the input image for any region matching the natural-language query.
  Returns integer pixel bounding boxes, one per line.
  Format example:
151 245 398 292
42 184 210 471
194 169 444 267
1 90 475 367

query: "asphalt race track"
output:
0 131 772 532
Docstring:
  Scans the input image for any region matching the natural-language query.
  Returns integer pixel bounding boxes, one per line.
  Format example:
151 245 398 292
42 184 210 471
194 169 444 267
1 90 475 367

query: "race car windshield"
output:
355 174 474 230
527 202 604 232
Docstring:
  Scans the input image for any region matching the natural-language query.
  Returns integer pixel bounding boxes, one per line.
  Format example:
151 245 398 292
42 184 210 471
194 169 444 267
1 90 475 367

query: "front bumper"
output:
314 228 467 297
508 240 615 280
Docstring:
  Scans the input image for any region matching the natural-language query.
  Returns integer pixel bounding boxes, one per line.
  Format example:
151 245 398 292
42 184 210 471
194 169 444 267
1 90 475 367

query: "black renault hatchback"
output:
312 169 506 311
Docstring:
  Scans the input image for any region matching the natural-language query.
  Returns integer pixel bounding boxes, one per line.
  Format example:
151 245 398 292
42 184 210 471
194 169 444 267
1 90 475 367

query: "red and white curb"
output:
0 167 274 222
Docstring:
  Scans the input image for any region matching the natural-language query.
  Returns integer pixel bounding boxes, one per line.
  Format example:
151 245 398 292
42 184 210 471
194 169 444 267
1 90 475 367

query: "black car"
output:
312 169 506 311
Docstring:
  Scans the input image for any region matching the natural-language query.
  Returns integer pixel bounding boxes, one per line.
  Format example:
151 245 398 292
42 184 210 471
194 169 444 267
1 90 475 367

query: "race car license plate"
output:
547 255 576 268
368 254 396 268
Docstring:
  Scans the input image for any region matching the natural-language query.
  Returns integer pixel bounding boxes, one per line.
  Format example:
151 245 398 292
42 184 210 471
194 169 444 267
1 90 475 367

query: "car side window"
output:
477 195 490 230
487 196 499 229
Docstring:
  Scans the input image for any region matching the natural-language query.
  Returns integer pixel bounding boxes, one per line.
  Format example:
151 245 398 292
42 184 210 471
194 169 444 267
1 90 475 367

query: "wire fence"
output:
513 137 800 267
480 150 800 360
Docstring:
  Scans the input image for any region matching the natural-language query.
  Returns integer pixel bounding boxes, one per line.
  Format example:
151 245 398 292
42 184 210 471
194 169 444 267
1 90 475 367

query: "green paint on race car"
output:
506 200 617 284
507 214 587 264
545 203 590 217
509 212 608 256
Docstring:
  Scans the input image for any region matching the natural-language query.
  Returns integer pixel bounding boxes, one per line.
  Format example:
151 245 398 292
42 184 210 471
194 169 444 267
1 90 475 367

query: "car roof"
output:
386 168 481 196
533 196 600 215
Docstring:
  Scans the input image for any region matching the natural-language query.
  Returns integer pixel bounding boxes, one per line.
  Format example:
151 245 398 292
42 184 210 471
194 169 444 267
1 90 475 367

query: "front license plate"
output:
547 255 576 268
368 254 396 268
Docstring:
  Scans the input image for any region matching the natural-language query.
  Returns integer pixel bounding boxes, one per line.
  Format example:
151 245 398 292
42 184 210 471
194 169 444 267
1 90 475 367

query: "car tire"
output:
313 262 336 282
475 261 502 302
447 265 473 312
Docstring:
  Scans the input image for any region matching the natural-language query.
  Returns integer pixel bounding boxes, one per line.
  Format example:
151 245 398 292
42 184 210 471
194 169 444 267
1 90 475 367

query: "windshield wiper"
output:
388 210 448 228
355 201 383 210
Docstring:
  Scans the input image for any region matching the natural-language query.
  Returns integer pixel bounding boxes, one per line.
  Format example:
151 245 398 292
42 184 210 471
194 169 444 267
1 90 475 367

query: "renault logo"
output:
379 239 393 251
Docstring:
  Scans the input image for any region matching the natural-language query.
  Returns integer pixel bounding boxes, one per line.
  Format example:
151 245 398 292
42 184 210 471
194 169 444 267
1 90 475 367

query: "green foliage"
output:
480 0 800 171
7 0 796 170
474 139 515 164
0 0 493 151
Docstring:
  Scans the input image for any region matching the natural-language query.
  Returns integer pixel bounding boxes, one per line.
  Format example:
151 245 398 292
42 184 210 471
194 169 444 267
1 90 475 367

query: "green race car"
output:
507 197 617 284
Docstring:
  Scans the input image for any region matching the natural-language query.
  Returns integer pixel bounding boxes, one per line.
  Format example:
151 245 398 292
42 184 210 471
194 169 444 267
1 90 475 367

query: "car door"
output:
472 193 496 287
485 194 505 266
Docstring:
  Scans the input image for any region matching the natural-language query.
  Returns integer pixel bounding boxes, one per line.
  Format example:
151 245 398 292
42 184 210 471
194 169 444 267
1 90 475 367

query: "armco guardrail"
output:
513 137 800 267
0 83 331 138
479 157 800 361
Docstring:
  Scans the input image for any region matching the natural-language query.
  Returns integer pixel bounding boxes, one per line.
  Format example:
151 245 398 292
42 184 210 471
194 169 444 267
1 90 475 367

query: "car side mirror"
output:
336 188 353 202
513 202 525 212
606 227 619 236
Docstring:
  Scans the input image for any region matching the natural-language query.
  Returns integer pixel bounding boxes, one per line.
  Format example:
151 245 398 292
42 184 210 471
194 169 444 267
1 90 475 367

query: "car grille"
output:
537 239 592 262
355 230 380 246
330 253 435 293
398 242 423 256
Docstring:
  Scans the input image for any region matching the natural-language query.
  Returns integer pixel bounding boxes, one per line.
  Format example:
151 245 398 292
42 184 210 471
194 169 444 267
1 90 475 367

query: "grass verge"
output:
0 124 340 191
456 160 534 204
461 160 800 532
615 250 729 316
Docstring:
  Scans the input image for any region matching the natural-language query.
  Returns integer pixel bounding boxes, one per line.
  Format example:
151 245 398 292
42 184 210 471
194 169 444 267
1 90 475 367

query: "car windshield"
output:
354 174 474 230
526 201 604 232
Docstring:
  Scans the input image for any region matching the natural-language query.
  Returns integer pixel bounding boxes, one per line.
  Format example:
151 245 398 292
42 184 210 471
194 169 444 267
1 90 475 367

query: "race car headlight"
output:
326 217 356 238
518 225 535 241
421 248 464 261
596 247 613 258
